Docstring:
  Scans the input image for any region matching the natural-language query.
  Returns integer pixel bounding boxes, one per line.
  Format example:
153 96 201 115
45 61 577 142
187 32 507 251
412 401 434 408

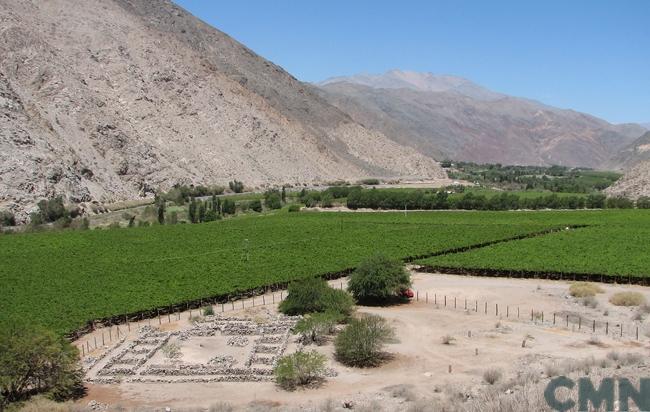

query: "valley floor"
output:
74 272 650 411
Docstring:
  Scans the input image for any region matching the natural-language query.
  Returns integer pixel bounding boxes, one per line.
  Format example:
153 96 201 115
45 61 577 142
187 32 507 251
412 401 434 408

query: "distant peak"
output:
318 69 504 101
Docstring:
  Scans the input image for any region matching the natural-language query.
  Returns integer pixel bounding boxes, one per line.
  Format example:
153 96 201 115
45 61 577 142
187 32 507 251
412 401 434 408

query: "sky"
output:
174 1 650 124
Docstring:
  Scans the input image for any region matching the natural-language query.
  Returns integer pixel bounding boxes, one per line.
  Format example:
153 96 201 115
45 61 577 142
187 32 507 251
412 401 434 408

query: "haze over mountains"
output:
317 70 646 169
0 0 444 217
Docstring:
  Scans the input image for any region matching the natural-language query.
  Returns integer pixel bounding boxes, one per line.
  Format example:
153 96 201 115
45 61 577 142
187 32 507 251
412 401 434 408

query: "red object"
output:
400 288 414 298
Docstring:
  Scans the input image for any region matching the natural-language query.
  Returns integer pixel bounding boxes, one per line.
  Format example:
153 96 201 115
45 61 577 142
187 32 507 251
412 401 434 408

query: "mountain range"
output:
1 0 649 218
0 0 444 218
316 70 646 169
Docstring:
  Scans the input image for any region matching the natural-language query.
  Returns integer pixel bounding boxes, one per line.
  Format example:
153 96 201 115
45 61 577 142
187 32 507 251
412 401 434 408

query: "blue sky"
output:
174 1 649 124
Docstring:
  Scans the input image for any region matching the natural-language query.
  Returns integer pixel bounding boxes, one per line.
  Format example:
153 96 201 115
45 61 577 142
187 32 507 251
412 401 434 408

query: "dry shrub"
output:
581 296 598 309
208 402 234 412
441 334 456 345
385 384 417 401
609 291 646 306
483 368 503 385
569 282 604 298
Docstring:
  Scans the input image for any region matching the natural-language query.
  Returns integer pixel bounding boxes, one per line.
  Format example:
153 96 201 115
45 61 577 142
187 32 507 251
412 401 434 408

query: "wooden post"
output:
272 293 275 304
94 336 97 348
578 317 581 330
553 313 556 325
281 291 283 300
117 326 120 339
417 291 419 301
82 345 85 357
102 332 105 346
158 310 161 325
517 307 520 319
86 341 90 353
485 302 488 314
241 300 245 309
541 312 544 323
507 306 509 318
231 301 235 310
168 311 171 323
444 295 447 306
475 300 478 312
454 297 457 309
636 326 639 340
189 308 192 319
495 304 498 317
426 292 428 303
620 324 623 337
448 365 452 374
109 328 112 342
465 298 467 310
435 294 437 304
263 295 266 305
606 322 609 335
566 315 569 328
531 309 534 322
252 296 255 306
593 319 596 333
221 303 225 312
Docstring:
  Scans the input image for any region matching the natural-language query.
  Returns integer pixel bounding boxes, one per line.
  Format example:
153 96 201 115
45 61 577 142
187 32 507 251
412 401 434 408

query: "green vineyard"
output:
2 210 649 335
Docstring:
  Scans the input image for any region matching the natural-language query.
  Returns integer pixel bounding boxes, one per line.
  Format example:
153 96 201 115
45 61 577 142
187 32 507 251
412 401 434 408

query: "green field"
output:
2 210 650 335
418 223 650 277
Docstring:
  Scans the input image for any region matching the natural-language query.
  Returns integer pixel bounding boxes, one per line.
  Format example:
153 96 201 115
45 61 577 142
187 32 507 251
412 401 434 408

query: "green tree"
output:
274 350 326 390
157 199 166 225
0 325 84 408
637 197 650 209
264 190 283 210
279 277 354 316
348 255 411 303
228 180 244 193
334 315 394 367
198 201 207 222
250 200 263 212
0 211 16 227
222 199 236 215
281 186 287 202
188 198 197 223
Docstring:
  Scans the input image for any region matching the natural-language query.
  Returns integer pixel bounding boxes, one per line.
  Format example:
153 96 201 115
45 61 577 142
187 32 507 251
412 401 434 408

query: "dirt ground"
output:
75 272 650 411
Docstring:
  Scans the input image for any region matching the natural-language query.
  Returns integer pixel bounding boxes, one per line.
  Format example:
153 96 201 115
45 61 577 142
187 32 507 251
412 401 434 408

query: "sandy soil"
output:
76 272 650 411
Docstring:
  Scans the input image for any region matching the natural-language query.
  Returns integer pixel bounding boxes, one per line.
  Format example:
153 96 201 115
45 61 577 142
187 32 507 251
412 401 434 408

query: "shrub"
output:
264 192 283 210
274 350 326 389
483 368 503 385
609 292 646 306
606 197 634 209
250 200 263 212
586 193 606 209
287 204 301 212
321 193 334 208
294 311 343 344
203 306 215 316
279 278 354 316
360 178 381 185
348 255 411 303
441 335 456 345
581 296 598 309
228 180 244 193
0 210 16 227
569 282 604 298
0 325 84 407
221 199 236 215
161 342 182 360
334 315 394 367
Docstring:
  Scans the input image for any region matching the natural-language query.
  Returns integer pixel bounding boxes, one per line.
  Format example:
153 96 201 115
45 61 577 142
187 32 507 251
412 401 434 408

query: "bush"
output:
569 282 604 298
228 180 244 193
483 368 503 385
279 278 354 316
274 350 326 389
0 210 16 227
586 193 606 209
606 197 634 209
250 200 263 212
0 325 84 407
334 315 394 367
287 204 301 213
360 178 380 185
294 311 343 344
221 199 236 215
264 192 283 210
609 292 646 306
203 306 215 316
348 255 411 303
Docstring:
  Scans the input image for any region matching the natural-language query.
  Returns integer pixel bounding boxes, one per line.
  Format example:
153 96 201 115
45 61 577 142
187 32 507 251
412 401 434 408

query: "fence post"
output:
553 313 556 325
82 345 85 357
102 332 105 346
281 291 283 300
272 293 275 304
444 295 447 307
620 324 623 337
109 328 112 342
531 309 534 322
495 304 498 317
231 301 235 310
158 310 161 325
475 300 478 312
541 312 544 323
636 326 639 340
116 326 120 339
241 300 245 309
566 315 569 328
593 319 596 333
517 307 520 318
94 336 97 348
506 306 509 318
606 322 609 335
252 296 255 306
435 294 437 304
426 292 428 303
578 317 581 331
454 297 457 309
417 290 419 301
263 295 266 305
485 302 488 314
221 303 225 313
465 298 467 310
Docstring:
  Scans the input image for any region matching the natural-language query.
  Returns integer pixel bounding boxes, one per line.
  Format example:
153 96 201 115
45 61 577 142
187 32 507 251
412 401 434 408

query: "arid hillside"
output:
606 159 650 199
317 70 645 167
0 0 444 218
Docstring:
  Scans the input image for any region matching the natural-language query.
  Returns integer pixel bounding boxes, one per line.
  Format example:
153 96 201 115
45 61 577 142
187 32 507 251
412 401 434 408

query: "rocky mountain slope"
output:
605 131 650 170
0 1 444 218
317 70 645 168
606 160 650 199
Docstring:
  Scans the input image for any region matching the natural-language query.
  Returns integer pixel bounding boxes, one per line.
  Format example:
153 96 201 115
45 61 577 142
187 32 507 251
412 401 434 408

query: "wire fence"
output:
77 284 645 358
